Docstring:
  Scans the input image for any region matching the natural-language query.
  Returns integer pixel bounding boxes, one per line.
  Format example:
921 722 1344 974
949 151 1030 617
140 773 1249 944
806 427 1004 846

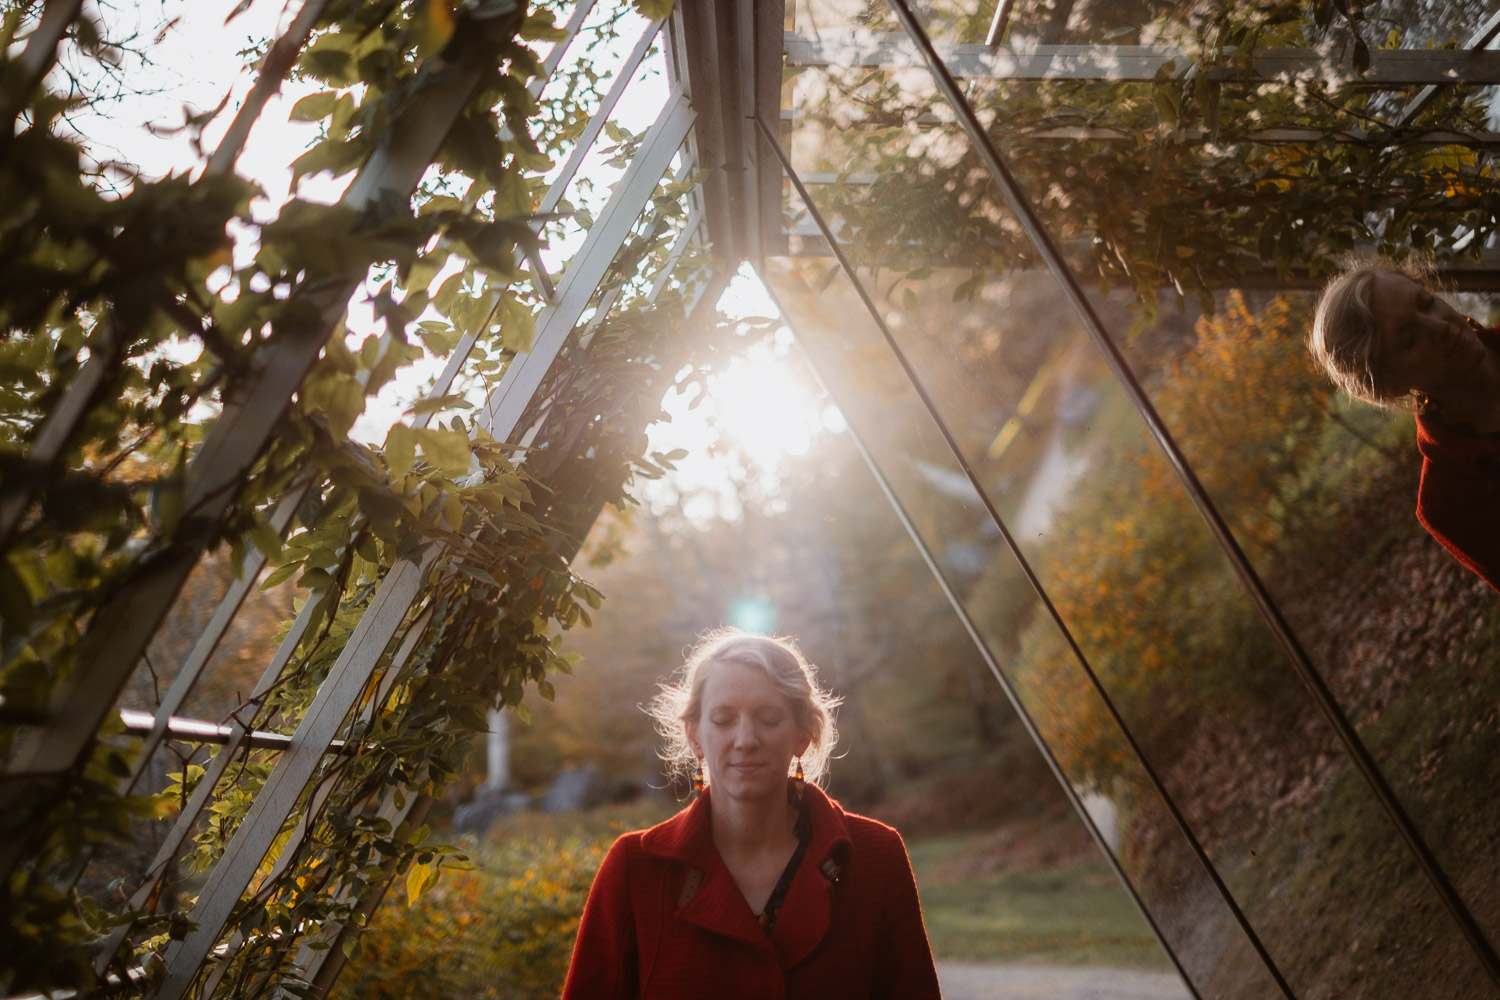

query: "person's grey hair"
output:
1309 255 1435 411
649 628 841 789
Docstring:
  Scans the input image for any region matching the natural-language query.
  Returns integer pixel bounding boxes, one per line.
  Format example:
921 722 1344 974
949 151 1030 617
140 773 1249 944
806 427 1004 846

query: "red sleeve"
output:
1416 458 1500 594
562 835 639 1000
871 829 942 1000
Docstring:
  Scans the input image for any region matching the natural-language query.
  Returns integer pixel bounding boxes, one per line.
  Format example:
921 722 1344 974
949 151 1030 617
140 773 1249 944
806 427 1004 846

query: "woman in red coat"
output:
1310 258 1500 592
561 630 942 999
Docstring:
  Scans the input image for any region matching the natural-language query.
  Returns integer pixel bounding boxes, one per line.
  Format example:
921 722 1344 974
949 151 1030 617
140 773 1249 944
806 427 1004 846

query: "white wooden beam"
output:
150 91 695 999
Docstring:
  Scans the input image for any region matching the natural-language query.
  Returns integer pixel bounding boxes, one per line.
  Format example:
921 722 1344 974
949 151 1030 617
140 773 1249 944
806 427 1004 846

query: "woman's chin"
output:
715 772 782 801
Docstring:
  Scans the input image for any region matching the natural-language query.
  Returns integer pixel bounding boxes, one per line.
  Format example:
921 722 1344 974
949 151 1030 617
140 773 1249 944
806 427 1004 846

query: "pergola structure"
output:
4 1 1500 997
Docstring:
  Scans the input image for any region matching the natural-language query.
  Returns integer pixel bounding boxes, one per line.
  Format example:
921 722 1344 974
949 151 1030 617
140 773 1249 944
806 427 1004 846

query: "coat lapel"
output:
770 785 850 968
640 790 773 954
638 784 854 967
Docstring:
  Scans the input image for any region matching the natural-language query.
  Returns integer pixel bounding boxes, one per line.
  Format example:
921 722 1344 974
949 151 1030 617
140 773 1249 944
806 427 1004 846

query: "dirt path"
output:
937 964 1193 1000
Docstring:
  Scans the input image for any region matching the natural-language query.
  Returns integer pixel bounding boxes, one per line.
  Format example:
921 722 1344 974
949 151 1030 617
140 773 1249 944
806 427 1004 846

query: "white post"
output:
485 708 510 791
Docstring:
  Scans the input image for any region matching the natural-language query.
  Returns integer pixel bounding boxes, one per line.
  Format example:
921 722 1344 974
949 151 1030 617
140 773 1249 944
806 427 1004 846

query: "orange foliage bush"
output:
1010 292 1367 785
333 828 607 1000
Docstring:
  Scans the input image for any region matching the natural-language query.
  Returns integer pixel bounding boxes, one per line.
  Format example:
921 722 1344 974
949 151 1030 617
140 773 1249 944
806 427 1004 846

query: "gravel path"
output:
937 964 1193 1000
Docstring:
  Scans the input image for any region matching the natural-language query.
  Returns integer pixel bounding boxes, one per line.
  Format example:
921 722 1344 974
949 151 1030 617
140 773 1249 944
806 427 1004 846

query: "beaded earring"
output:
692 759 704 795
793 758 805 805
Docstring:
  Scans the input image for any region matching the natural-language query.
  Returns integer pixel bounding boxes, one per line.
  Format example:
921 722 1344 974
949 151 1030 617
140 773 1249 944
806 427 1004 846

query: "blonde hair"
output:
649 628 841 788
1309 255 1435 410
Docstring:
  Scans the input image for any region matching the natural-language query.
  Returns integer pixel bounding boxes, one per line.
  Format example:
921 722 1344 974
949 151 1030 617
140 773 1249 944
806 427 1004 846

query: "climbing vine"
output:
0 0 719 996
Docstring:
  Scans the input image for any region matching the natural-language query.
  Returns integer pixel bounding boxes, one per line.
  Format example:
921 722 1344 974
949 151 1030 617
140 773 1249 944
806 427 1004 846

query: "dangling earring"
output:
692 759 705 795
1467 316 1486 334
1412 387 1434 415
793 758 805 805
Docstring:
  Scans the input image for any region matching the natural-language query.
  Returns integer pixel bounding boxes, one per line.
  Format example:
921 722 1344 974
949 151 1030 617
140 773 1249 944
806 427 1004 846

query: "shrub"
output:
333 820 612 1000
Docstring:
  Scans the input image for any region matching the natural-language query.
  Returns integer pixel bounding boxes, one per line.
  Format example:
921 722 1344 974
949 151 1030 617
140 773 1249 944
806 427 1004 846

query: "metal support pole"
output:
116 477 315 791
984 0 1016 47
881 0 1500 987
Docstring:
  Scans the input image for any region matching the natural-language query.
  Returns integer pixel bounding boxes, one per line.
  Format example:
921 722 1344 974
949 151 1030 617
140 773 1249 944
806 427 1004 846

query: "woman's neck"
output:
708 791 798 860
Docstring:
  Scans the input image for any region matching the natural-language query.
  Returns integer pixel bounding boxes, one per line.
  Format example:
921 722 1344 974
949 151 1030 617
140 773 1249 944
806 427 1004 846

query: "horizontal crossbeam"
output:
786 30 1500 86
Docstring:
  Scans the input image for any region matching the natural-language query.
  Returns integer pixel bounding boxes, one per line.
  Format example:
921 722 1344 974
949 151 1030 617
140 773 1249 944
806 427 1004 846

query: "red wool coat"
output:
561 783 942 1000
1415 410 1500 593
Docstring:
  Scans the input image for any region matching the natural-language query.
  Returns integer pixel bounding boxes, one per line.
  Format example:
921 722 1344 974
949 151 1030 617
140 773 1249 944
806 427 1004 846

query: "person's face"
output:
1370 271 1483 397
686 659 810 805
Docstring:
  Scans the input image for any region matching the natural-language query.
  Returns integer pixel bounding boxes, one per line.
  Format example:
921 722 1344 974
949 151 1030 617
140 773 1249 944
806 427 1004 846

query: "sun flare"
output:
710 355 821 469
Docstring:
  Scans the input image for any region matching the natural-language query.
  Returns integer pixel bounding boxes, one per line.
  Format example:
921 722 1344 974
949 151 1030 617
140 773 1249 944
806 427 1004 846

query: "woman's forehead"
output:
700 659 788 707
1369 271 1421 338
1371 270 1419 307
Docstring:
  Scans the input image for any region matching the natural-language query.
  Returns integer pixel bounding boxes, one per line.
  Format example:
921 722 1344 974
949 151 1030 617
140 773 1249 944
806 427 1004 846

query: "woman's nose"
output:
733 721 759 746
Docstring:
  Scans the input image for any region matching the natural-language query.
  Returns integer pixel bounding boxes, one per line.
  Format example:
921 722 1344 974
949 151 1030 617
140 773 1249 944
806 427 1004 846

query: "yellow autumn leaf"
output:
421 0 456 58
406 859 437 905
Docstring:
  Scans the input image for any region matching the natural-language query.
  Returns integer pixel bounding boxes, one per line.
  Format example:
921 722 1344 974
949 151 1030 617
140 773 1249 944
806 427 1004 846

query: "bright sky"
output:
643 268 847 524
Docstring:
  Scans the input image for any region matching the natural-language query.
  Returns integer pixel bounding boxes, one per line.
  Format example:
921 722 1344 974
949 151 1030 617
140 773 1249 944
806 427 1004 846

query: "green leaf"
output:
300 33 359 87
634 0 674 21
408 394 474 416
261 561 301 590
248 519 284 563
454 562 496 585
385 423 417 478
321 376 367 438
0 555 35 639
1352 37 1371 74
433 272 466 316
298 568 334 590
415 427 472 476
289 91 337 122
289 138 364 184
499 296 535 353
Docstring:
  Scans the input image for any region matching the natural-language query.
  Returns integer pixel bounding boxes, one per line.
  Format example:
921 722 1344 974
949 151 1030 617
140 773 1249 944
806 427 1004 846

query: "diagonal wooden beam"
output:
1397 8 1500 125
0 23 507 884
149 90 696 999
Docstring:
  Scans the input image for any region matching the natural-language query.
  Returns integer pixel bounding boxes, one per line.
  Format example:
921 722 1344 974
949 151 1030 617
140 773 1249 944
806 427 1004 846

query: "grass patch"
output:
909 833 1170 969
